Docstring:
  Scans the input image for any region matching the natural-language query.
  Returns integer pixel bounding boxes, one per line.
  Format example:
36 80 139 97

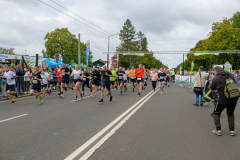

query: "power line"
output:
38 0 120 42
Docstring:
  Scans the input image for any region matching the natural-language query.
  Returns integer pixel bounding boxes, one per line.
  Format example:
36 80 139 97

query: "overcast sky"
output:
0 0 240 68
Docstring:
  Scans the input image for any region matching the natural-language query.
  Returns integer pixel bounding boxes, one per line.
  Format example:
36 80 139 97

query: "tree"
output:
119 19 137 48
0 47 15 54
42 28 93 64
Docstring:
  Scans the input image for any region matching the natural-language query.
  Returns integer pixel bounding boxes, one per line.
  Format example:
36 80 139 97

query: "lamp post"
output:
108 33 119 69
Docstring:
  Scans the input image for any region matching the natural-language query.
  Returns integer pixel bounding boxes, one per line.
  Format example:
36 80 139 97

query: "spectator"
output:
24 67 31 93
11 60 16 67
193 66 207 106
234 71 239 87
210 66 239 136
16 65 25 93
0 69 3 95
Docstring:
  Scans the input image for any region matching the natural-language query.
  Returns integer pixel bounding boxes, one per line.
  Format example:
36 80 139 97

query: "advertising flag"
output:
86 40 90 67
116 52 119 69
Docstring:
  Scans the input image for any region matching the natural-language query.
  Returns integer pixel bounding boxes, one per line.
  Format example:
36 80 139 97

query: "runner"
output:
91 66 101 98
40 68 48 99
71 65 83 100
142 70 147 91
110 66 116 89
116 67 125 95
99 65 113 102
129 66 136 92
123 67 128 92
2 65 18 104
30 67 43 105
60 62 74 98
48 67 57 95
135 64 144 96
158 67 167 94
151 69 158 91
81 68 92 96
166 69 171 87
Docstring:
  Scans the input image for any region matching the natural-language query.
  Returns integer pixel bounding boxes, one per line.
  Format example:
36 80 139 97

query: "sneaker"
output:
58 93 61 96
35 95 38 100
107 93 110 96
193 103 199 106
126 87 128 91
99 99 103 102
212 129 222 136
161 91 163 94
81 94 83 99
138 92 141 96
60 94 64 98
42 97 45 99
11 101 16 104
39 100 43 105
120 91 122 95
90 88 92 92
83 93 85 96
72 89 74 93
75 96 78 100
200 104 203 106
168 85 170 87
110 96 112 102
64 87 67 91
230 131 237 136
92 95 96 99
133 88 134 92
124 89 126 92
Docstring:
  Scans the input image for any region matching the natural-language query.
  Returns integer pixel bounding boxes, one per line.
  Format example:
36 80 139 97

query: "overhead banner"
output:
86 40 90 67
123 53 144 56
194 52 219 56
116 52 119 69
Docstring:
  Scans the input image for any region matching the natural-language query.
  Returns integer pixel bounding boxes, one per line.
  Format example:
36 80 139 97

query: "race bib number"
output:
62 72 65 76
152 78 156 81
90 77 92 80
33 80 38 84
74 74 79 79
160 76 164 79
59 74 62 77
144 80 146 82
83 78 86 81
131 77 135 79
51 75 53 79
7 79 12 84
137 78 141 80
119 76 123 79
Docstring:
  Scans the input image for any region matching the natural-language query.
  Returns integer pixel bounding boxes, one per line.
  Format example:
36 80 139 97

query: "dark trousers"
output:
82 82 90 92
213 102 237 131
152 81 156 90
17 77 24 92
24 81 30 92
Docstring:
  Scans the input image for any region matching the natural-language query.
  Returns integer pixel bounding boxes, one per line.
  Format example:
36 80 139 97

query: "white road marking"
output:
71 95 93 102
0 114 28 123
64 89 154 160
79 88 159 160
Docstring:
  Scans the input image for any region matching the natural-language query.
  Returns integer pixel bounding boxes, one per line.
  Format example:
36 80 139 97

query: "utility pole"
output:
108 33 119 69
182 54 184 75
78 33 81 68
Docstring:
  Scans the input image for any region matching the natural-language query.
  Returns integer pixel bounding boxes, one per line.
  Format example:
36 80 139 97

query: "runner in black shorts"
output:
92 66 101 98
71 65 83 100
60 62 74 98
30 67 43 105
40 68 48 99
116 67 125 95
99 65 113 102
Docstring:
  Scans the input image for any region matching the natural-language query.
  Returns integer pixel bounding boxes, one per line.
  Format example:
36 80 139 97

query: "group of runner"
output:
1 63 175 104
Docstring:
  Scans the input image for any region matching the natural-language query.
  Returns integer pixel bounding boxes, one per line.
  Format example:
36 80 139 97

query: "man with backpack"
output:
210 66 239 136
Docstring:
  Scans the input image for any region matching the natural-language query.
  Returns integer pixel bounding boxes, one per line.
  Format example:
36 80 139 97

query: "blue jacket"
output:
16 68 26 76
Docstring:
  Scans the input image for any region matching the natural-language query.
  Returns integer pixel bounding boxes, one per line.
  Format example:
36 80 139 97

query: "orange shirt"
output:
130 70 136 78
136 68 144 78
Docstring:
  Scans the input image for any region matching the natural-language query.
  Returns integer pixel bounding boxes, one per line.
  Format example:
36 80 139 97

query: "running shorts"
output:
74 79 81 84
110 81 115 85
158 81 165 86
61 78 69 84
41 84 47 88
102 82 111 90
92 81 100 86
6 84 15 92
32 84 41 92
50 81 57 86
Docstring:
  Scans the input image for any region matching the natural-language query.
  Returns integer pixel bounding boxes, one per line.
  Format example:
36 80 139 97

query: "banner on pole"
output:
86 40 90 67
191 61 194 73
116 52 119 69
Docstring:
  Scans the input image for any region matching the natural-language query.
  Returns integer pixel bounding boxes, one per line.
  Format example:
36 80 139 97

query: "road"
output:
0 82 240 160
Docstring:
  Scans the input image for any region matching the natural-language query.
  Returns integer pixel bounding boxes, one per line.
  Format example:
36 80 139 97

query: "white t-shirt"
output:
72 70 81 79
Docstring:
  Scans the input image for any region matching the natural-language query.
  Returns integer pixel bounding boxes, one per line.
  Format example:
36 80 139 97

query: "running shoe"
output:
83 93 85 96
193 103 199 106
90 88 92 92
42 97 45 99
107 93 110 96
126 87 128 90
230 131 237 136
81 94 83 99
200 104 203 106
212 130 222 136
11 101 16 104
60 94 64 98
39 100 43 105
92 95 96 99
64 87 67 91
35 95 38 100
161 91 163 94
133 88 134 92
75 96 78 100
110 96 112 102
99 99 103 102
138 92 141 96
168 85 170 87
58 93 61 96
72 89 74 93
124 89 126 92
120 91 122 95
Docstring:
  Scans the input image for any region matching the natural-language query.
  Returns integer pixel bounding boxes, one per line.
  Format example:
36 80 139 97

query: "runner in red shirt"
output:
135 64 144 96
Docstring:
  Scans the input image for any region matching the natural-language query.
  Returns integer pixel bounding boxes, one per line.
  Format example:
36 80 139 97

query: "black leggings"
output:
152 81 156 90
82 82 90 91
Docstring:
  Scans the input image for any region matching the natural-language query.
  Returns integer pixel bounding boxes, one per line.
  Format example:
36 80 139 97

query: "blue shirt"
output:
143 74 147 80
49 72 57 82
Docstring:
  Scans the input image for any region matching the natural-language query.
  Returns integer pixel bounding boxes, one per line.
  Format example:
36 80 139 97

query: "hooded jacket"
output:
210 71 239 104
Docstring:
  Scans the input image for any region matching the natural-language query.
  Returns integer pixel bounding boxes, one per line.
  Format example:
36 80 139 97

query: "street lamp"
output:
108 33 119 69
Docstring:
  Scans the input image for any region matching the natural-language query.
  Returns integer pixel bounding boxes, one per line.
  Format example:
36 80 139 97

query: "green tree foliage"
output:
42 28 93 64
179 11 240 71
0 47 15 54
113 19 166 69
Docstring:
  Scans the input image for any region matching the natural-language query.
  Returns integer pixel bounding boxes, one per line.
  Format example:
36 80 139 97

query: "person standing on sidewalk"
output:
210 66 239 136
193 66 207 106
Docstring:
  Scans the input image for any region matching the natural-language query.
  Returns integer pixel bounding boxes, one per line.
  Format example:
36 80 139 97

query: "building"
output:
92 59 117 68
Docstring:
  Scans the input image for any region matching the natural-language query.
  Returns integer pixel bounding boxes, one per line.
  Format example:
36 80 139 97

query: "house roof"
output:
93 59 117 67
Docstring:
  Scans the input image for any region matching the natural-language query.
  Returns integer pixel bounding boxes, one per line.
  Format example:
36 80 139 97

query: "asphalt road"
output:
0 82 240 160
